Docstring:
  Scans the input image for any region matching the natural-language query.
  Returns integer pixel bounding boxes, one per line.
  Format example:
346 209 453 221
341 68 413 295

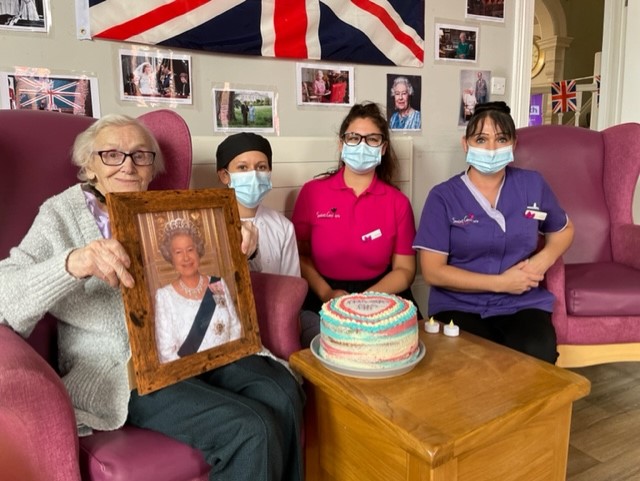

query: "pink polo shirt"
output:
292 168 416 280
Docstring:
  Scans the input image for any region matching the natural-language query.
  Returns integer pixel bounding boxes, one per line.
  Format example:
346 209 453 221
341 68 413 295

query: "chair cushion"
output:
250 271 306 360
79 425 209 481
565 262 640 316
514 125 612 264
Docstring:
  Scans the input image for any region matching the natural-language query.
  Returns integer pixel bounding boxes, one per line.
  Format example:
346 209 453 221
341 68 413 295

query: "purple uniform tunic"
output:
413 166 569 318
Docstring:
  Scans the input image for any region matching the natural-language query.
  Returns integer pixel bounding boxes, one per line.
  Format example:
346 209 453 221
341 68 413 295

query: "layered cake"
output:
318 291 420 370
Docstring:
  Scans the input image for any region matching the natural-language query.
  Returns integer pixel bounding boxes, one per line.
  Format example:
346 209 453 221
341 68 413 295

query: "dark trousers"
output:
433 309 558 364
127 355 305 481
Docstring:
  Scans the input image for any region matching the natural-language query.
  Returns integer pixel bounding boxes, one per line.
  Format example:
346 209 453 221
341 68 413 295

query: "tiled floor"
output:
566 362 640 480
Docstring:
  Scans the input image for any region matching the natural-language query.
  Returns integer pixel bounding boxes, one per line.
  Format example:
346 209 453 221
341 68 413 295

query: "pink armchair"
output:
514 123 640 367
0 109 307 480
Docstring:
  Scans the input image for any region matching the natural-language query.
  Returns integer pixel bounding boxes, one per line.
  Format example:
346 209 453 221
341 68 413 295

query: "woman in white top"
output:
216 133 301 277
134 62 156 95
154 218 242 363
18 0 38 21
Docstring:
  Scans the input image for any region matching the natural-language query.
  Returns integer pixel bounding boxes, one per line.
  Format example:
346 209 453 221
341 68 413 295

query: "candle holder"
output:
443 321 460 337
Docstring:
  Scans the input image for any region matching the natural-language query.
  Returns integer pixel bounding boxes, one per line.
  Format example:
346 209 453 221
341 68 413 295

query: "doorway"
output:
529 0 605 127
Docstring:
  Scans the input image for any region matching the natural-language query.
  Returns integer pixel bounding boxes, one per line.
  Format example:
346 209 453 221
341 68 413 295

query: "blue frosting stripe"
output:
320 322 418 342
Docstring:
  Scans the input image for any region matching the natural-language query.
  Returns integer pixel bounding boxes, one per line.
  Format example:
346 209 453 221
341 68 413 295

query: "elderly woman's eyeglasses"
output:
341 132 385 147
96 150 156 166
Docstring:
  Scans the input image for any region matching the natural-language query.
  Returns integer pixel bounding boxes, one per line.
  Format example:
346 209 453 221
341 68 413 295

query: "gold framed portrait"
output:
107 188 261 395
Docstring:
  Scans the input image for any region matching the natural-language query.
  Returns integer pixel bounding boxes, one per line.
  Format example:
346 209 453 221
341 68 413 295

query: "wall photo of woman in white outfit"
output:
18 0 38 21
154 217 242 364
133 61 156 96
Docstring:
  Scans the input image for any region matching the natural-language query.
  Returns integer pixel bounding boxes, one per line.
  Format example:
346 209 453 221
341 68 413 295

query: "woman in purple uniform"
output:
413 102 574 363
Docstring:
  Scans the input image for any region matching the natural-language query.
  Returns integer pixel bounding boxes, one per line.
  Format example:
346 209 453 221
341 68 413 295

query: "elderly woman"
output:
389 76 421 130
0 114 304 481
155 217 242 363
456 32 473 59
312 69 328 101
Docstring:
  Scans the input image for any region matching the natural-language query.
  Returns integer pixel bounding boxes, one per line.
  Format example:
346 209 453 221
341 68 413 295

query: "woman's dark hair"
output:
336 102 398 185
465 101 516 141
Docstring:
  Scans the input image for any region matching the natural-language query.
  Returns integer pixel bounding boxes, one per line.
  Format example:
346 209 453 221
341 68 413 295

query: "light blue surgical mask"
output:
341 143 382 174
466 145 514 174
227 170 272 208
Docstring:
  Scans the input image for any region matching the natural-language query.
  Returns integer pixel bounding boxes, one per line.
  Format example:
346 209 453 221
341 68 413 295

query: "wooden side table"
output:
290 327 590 481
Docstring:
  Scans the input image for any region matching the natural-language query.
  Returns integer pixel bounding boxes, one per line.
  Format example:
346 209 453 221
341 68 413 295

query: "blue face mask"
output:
227 171 272 208
466 145 514 174
341 143 382 174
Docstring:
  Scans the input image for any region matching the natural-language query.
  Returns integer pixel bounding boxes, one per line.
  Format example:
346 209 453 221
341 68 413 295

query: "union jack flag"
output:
550 80 577 114
12 75 91 115
80 0 424 67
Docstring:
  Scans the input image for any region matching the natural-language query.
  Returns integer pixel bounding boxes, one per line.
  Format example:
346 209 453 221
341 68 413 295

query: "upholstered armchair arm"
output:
0 325 81 481
611 223 640 270
250 272 308 360
543 257 570 343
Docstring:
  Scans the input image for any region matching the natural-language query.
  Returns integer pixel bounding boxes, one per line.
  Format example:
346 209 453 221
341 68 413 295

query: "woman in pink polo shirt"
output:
292 102 418 347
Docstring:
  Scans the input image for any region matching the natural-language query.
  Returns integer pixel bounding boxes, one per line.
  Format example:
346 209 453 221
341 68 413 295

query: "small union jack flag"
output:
551 80 577 114
14 76 89 114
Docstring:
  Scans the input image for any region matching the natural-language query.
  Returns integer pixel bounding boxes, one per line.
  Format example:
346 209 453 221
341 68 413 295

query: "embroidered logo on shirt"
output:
451 213 479 225
316 208 341 219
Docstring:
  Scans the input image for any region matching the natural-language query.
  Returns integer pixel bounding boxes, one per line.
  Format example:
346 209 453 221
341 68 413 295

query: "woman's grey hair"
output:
390 76 414 97
159 218 206 264
72 114 165 182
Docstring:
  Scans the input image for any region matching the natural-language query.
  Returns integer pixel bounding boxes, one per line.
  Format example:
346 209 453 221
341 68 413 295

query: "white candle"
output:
443 320 460 337
424 317 440 334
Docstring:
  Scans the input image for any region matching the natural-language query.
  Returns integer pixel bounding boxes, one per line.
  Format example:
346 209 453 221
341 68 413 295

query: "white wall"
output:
0 2 517 316
600 0 640 221
619 0 640 222
619 0 640 124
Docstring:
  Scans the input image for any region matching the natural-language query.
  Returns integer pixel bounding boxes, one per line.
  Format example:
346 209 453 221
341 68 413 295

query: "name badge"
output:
362 228 382 242
524 202 548 221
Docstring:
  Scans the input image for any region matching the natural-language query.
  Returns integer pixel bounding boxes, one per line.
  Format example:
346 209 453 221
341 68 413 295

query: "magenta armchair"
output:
0 109 307 480
514 123 640 367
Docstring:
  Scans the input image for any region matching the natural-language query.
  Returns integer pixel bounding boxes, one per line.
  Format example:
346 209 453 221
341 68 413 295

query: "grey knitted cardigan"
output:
0 185 131 432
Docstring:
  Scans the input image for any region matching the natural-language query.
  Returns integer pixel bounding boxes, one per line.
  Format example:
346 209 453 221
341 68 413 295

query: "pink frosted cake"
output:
318 292 419 370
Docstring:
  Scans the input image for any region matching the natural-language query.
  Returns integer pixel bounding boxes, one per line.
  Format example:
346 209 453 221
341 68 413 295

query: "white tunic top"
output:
154 277 242 363
243 205 301 277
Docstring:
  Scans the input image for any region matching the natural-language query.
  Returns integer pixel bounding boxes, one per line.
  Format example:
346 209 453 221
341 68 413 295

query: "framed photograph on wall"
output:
387 74 422 131
107 189 261 395
0 0 50 32
213 87 276 133
0 69 100 117
435 23 479 63
296 63 354 107
119 48 192 104
466 0 505 23
458 69 491 126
